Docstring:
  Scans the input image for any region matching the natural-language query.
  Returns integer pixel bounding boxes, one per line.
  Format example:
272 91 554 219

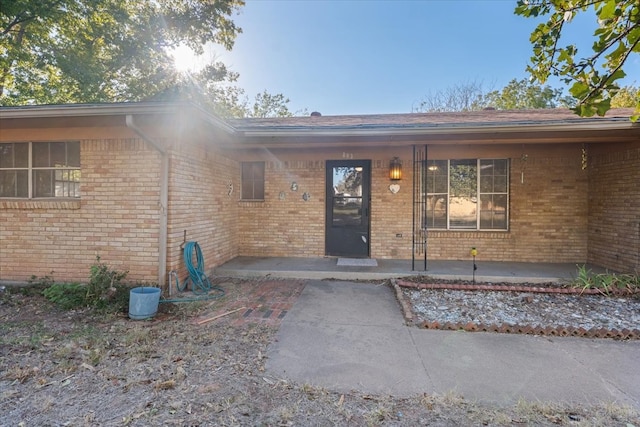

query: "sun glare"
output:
169 45 200 73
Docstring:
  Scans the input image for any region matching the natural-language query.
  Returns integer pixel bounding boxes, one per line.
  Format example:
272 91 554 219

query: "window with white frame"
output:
0 142 81 198
425 159 508 230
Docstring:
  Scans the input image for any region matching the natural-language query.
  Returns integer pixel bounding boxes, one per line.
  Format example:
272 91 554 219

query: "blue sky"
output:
206 0 640 116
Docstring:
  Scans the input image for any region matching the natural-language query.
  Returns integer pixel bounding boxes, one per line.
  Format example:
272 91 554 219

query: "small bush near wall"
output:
42 257 131 312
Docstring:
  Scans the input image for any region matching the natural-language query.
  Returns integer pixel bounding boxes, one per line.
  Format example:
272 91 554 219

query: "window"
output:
0 142 81 198
241 161 265 200
331 166 364 227
425 159 508 230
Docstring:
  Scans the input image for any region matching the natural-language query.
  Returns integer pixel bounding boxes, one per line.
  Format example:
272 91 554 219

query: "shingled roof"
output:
1 103 637 148
230 108 637 131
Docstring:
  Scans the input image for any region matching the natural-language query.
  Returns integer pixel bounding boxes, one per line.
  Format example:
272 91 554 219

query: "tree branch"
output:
1 13 35 36
580 37 640 104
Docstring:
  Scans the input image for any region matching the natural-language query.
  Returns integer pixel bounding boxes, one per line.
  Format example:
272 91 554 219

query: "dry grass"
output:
1 280 639 426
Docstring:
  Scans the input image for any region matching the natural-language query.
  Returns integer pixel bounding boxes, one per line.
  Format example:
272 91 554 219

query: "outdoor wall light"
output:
389 157 402 180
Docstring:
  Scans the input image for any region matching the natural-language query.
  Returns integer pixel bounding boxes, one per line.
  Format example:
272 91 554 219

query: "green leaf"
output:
608 68 626 83
569 82 590 99
597 0 618 20
595 99 612 116
574 103 596 117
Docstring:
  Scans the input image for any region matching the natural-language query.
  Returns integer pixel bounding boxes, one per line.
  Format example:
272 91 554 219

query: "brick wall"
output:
370 157 414 258
0 138 161 283
588 141 640 273
166 141 240 290
234 143 590 264
404 144 588 263
238 158 326 257
3 120 634 285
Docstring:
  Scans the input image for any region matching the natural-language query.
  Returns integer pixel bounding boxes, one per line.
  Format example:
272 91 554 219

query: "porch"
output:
214 256 604 284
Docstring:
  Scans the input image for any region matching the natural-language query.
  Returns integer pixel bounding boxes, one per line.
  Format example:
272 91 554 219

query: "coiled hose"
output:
162 241 224 302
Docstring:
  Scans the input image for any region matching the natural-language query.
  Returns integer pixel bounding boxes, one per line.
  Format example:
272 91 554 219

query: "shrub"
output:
43 282 87 310
86 256 128 309
43 257 129 311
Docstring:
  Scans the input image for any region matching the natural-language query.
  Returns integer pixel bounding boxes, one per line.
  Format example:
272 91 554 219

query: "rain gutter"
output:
235 120 638 138
0 102 181 119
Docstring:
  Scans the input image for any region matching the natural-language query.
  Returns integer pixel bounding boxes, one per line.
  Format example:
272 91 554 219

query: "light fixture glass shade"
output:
389 157 402 180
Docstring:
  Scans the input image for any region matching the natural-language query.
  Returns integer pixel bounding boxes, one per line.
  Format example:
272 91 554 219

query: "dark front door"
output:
325 160 371 257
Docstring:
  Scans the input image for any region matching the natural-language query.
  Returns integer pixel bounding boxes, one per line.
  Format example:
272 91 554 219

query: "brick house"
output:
1 103 638 289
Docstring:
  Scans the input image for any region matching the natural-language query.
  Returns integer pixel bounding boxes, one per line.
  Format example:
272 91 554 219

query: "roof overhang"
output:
236 120 637 137
229 121 640 148
0 102 236 135
2 103 638 148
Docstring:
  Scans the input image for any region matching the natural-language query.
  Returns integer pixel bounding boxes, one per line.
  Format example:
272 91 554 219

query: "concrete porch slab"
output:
215 256 605 283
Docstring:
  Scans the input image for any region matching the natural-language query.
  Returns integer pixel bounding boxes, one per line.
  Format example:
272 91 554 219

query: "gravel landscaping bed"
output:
396 279 640 339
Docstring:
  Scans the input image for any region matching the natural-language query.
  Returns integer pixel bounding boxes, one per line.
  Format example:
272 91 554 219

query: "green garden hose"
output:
160 241 224 303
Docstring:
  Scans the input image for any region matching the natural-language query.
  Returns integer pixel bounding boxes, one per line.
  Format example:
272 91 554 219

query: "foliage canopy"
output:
483 78 574 110
414 78 573 112
515 0 640 119
0 0 244 106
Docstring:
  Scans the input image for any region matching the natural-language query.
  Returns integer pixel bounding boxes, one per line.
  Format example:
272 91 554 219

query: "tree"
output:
413 80 490 112
515 0 640 119
0 0 244 105
611 85 640 108
250 91 293 118
414 79 573 112
149 75 293 118
482 78 575 109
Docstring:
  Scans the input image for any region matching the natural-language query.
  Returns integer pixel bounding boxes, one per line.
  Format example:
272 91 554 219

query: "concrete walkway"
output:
266 280 640 408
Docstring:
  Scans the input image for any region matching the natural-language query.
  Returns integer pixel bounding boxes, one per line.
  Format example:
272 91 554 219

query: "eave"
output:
0 102 236 135
229 121 640 149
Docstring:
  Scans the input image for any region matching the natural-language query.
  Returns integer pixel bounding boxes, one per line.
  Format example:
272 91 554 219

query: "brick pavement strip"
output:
193 279 306 327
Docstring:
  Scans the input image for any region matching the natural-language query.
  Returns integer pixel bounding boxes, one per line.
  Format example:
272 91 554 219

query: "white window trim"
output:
427 158 509 231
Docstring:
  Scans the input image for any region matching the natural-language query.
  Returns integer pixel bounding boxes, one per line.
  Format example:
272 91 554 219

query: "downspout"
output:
125 115 169 292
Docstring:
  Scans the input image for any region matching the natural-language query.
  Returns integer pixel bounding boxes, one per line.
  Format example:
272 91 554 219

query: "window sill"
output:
0 199 81 210
427 229 511 239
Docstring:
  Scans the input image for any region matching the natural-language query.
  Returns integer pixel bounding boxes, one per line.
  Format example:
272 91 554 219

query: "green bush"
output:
43 256 129 311
43 282 87 310
86 256 128 309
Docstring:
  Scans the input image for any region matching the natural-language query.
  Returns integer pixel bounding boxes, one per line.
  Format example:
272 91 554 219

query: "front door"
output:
325 160 371 257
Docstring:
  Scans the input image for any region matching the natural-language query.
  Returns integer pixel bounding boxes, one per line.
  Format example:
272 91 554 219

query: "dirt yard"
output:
1 278 639 426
